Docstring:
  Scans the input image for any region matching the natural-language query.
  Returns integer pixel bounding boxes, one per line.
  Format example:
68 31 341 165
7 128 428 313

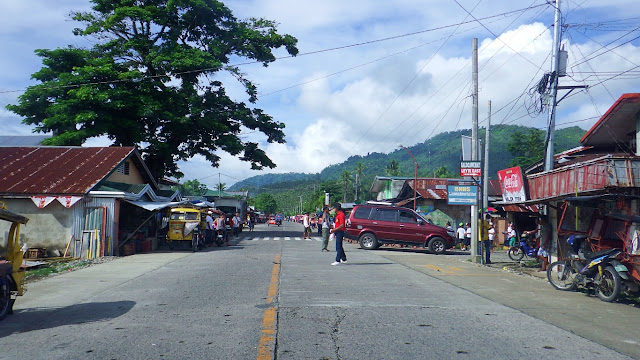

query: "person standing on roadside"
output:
205 211 215 246
456 222 466 251
330 203 347 266
302 212 311 239
321 206 331 252
232 212 241 238
484 215 494 264
464 223 472 251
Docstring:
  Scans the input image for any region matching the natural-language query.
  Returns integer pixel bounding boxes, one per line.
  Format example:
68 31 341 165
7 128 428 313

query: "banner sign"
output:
57 196 83 208
30 196 56 208
497 166 527 203
460 161 481 177
447 185 478 205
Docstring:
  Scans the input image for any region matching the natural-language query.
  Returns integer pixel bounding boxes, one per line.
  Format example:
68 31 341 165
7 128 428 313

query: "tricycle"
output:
166 206 204 252
0 205 29 320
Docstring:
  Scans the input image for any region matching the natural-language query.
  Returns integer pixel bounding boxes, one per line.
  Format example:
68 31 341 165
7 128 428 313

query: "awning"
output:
124 200 188 211
565 194 640 208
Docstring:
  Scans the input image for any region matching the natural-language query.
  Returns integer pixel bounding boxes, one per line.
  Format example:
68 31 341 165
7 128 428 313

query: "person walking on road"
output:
215 213 228 245
456 222 466 251
330 203 347 266
232 212 241 238
321 206 331 252
302 212 311 239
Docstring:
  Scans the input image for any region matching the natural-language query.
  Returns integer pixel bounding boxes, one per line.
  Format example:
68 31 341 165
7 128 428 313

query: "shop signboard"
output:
460 161 482 177
497 166 527 203
447 185 478 205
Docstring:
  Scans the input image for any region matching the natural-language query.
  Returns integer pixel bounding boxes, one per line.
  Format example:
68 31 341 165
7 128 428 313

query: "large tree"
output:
7 0 298 179
181 179 208 196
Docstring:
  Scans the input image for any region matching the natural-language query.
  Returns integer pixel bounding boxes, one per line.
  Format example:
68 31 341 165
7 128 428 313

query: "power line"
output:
0 4 548 95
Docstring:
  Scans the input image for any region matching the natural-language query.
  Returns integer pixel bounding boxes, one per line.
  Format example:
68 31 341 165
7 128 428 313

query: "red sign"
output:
460 168 482 177
497 166 527 203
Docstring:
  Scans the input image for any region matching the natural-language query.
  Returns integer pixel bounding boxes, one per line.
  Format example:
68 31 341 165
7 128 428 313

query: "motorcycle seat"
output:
585 248 619 261
0 261 13 276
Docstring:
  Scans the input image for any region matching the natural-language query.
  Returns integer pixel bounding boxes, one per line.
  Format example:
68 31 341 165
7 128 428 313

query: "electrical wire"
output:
0 4 548 95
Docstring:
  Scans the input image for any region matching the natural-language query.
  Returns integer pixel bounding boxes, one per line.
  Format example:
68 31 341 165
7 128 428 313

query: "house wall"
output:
417 199 470 227
106 159 145 184
0 198 74 256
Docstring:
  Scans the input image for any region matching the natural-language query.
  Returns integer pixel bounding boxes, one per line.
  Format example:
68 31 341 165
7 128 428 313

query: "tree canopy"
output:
7 0 298 179
253 193 277 214
180 179 208 196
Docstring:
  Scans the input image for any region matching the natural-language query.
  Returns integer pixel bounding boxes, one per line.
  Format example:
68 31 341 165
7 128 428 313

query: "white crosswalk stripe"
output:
284 237 291 241
273 237 280 240
263 237 270 241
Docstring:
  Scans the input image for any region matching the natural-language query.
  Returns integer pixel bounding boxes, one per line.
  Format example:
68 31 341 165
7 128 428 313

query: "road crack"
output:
330 308 346 360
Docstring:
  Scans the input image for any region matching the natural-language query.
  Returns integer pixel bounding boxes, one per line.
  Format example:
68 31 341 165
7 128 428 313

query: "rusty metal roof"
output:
0 146 135 196
581 93 640 147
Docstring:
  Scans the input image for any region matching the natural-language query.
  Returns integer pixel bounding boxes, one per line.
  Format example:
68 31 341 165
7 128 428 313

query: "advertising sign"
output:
460 161 481 177
447 185 478 205
497 166 527 203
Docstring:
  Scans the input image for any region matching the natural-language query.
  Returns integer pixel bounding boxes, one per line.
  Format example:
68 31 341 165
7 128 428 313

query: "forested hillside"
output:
230 125 586 214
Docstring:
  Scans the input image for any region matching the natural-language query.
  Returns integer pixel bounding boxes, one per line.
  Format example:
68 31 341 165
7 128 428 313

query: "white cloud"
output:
3 0 640 187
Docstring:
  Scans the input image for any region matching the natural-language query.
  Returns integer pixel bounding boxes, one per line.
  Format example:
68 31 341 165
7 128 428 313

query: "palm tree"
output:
215 182 226 196
339 170 352 202
354 162 366 202
385 160 400 176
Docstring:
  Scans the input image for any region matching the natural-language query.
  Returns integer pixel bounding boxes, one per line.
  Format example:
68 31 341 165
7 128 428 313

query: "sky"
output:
2 0 640 189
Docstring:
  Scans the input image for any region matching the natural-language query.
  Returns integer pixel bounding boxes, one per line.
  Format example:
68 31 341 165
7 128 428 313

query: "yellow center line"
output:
257 254 280 360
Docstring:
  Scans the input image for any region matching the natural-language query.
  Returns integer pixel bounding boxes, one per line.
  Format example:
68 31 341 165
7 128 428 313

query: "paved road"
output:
0 221 636 359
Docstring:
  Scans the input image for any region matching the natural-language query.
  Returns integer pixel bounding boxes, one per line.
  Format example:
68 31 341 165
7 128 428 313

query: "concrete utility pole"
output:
544 0 562 172
470 38 480 263
483 101 491 211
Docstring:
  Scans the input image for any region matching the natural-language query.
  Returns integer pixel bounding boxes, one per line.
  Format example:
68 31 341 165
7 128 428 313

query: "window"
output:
372 208 398 222
399 210 418 223
353 207 372 219
116 161 130 175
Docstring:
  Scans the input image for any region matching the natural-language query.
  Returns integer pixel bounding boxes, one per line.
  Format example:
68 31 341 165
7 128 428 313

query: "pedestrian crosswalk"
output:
240 236 329 242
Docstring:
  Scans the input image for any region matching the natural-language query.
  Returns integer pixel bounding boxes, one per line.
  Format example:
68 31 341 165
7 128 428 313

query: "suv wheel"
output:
428 237 446 254
359 233 378 250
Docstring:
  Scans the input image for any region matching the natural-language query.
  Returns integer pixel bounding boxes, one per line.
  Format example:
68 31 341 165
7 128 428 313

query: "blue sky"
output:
2 0 640 188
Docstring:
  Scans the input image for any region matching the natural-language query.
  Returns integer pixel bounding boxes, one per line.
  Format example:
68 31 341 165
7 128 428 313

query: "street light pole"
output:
400 145 418 211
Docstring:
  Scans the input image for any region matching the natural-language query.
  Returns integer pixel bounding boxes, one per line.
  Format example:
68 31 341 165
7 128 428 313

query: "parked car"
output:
345 204 456 254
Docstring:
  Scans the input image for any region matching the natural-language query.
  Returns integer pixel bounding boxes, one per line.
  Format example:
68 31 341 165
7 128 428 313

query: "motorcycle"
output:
547 235 630 302
508 233 540 261
215 229 226 247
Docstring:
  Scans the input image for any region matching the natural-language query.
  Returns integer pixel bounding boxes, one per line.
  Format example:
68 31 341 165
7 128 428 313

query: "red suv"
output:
345 204 456 254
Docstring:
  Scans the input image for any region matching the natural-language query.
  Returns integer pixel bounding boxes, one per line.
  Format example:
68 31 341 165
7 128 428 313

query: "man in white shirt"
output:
205 211 214 245
456 223 466 251
302 212 311 239
232 212 241 238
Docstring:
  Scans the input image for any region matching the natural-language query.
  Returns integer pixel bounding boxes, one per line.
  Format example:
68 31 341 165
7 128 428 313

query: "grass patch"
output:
24 259 90 282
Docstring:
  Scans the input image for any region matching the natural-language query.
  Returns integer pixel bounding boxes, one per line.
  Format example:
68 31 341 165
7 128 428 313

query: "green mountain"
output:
230 125 586 214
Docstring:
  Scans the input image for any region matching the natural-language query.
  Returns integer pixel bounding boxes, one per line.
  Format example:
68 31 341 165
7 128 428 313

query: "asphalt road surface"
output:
0 221 635 359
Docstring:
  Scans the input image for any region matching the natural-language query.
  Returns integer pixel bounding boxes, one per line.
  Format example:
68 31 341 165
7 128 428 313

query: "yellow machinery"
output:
166 207 203 252
0 205 29 320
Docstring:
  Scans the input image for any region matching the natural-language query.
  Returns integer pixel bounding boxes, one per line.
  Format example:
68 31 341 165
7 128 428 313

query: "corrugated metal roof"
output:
0 135 51 146
581 93 640 147
0 146 135 195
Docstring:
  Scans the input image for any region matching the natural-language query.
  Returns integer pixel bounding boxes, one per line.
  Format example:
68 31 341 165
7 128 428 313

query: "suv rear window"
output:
372 208 398 222
353 207 372 219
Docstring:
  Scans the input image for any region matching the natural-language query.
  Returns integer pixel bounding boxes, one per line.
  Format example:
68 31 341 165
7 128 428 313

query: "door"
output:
370 208 399 241
398 209 424 243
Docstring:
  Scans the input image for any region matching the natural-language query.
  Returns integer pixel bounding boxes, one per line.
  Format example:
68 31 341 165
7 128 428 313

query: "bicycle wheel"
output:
546 261 578 291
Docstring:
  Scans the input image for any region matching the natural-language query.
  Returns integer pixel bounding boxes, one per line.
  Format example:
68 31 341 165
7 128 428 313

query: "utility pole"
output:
544 0 562 171
470 38 480 263
483 101 491 211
